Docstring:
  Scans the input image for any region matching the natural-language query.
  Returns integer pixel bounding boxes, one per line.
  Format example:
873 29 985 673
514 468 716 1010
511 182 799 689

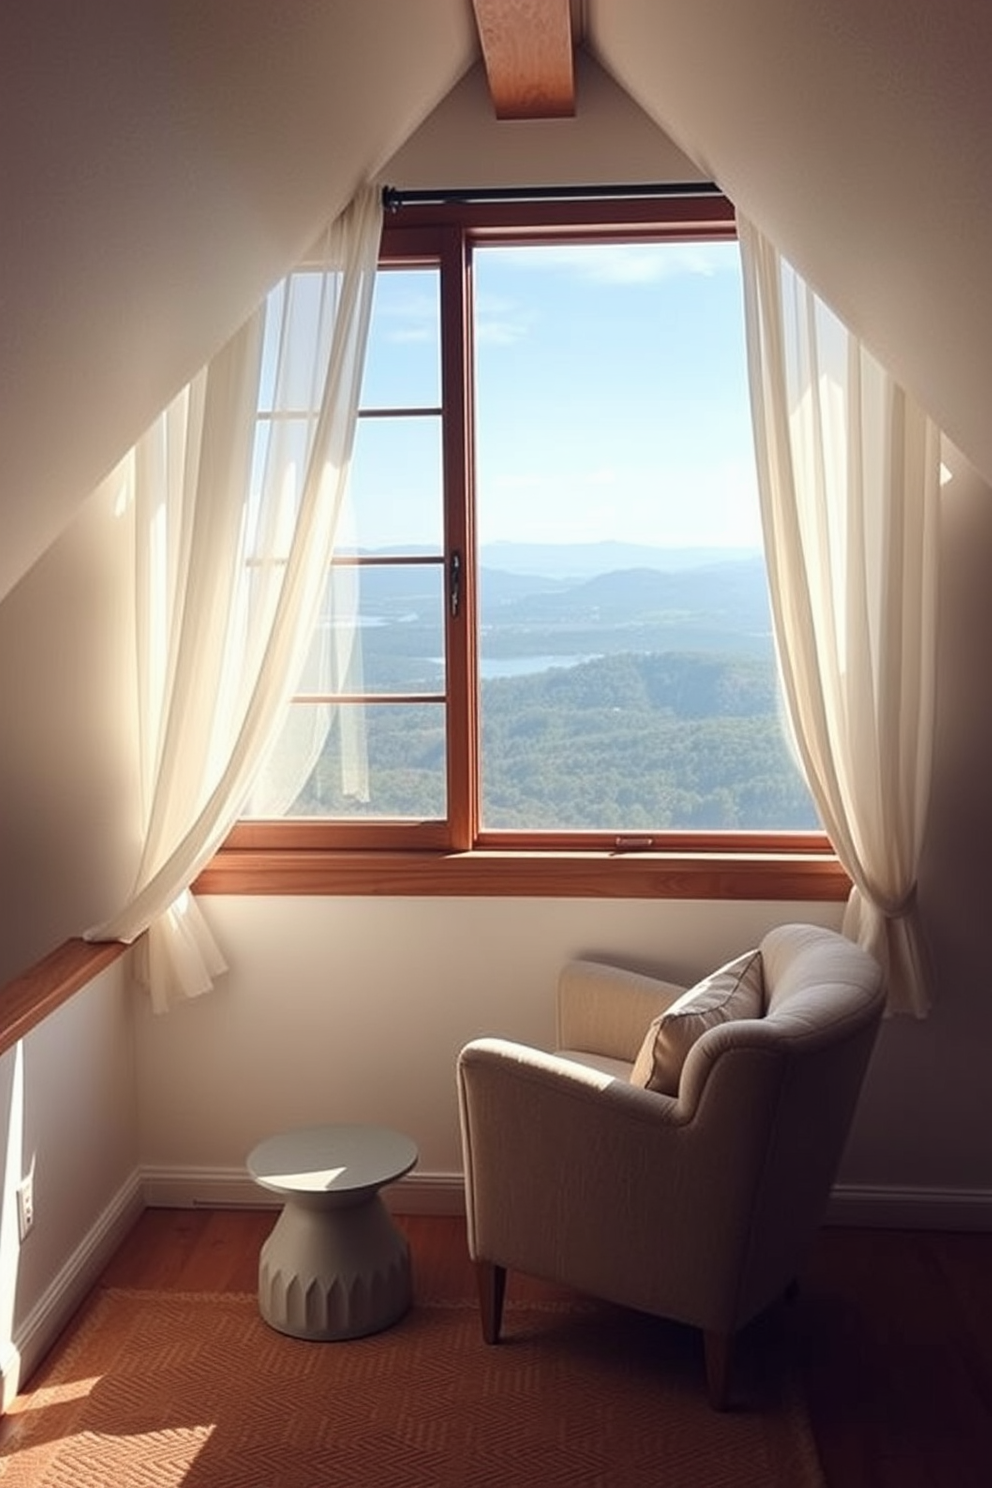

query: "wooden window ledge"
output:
194 847 850 901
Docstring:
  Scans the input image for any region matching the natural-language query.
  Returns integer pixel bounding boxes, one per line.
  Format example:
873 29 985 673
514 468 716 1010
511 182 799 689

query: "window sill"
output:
193 847 850 901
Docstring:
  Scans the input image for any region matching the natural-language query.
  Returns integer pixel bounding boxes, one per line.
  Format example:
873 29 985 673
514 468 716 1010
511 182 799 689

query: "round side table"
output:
246 1123 418 1341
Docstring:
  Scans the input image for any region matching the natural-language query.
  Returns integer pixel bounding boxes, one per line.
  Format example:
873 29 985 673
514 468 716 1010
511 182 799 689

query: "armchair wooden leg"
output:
703 1330 734 1411
476 1260 507 1344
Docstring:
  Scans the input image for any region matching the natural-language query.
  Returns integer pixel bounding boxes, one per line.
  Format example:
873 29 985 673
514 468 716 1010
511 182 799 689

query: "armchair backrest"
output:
675 922 885 1324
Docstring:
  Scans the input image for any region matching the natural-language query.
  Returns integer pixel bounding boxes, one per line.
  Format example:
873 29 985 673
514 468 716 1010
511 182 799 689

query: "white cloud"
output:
377 289 438 344
474 291 535 346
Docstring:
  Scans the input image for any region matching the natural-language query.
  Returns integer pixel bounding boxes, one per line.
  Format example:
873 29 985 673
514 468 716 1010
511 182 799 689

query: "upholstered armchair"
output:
457 922 884 1408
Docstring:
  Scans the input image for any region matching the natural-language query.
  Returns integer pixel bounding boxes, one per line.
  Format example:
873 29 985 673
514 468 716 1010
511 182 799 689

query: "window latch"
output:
449 549 461 618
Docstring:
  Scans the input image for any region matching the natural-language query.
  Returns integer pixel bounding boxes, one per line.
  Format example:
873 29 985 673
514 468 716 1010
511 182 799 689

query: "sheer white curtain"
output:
86 183 382 1012
738 215 941 1016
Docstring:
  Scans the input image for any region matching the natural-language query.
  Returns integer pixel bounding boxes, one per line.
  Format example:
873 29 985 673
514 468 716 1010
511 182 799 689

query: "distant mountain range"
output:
344 546 773 650
479 541 762 580
348 543 766 603
480 557 770 627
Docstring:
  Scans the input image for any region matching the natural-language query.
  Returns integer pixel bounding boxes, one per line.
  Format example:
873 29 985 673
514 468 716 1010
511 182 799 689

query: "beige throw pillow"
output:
629 949 764 1095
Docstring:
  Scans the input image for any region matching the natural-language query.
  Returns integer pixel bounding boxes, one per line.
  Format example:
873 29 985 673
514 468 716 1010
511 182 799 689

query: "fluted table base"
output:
247 1124 419 1342
258 1193 411 1340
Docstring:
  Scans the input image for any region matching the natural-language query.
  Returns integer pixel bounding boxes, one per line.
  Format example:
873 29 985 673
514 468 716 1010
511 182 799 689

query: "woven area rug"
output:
0 1288 824 1487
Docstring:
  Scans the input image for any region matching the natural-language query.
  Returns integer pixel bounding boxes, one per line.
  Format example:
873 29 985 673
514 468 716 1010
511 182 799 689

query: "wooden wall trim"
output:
0 938 128 1059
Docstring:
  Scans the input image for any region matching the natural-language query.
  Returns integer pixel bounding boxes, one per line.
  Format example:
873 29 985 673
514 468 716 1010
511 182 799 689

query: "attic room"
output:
1 0 992 1461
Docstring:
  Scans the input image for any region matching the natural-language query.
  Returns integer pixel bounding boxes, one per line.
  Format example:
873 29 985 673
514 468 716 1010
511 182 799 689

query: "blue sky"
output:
350 239 763 554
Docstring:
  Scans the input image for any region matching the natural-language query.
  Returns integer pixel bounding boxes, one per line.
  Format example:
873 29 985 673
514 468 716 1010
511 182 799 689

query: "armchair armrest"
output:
457 1035 773 1333
556 959 686 1062
457 1039 685 1263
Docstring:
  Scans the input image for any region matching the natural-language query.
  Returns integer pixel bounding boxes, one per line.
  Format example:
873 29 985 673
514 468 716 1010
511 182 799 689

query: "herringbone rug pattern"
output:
0 1288 823 1487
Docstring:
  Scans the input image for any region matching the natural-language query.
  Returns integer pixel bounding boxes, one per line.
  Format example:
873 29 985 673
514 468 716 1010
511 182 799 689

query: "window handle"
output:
449 549 461 618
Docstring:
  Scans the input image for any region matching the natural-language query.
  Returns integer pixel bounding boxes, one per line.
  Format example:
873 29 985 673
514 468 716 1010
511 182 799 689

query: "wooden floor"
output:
6 1210 992 1486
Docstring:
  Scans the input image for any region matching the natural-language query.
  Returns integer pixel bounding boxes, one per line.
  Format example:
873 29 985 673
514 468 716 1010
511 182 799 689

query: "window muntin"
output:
237 199 821 853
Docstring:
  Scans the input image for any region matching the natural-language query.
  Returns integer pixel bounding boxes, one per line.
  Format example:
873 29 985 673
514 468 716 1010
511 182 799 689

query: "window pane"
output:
473 240 818 833
270 701 447 820
361 267 441 409
325 561 445 694
481 657 816 830
347 415 443 554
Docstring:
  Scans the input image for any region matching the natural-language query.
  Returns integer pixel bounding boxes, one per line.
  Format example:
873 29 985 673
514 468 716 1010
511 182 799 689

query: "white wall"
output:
130 814 992 1216
0 959 138 1404
134 896 844 1181
387 47 704 189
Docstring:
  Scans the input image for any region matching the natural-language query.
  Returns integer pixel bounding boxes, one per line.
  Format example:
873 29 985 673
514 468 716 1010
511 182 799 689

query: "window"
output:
217 195 843 901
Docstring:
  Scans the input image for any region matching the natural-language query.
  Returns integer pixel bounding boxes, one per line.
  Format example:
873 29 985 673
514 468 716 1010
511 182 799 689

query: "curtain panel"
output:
738 215 940 1015
86 184 382 1011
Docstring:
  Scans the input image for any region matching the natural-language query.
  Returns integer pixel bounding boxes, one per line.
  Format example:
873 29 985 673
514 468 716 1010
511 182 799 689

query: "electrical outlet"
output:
17 1173 34 1241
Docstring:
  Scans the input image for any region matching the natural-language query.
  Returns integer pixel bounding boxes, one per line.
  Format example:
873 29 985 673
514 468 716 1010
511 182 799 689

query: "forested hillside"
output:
480 650 817 829
285 547 820 832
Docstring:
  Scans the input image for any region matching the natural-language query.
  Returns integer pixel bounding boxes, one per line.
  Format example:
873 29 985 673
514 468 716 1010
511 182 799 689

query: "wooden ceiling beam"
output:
472 0 575 120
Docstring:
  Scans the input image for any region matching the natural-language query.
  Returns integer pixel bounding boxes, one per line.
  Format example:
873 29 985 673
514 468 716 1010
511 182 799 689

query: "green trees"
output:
479 652 816 830
291 648 818 830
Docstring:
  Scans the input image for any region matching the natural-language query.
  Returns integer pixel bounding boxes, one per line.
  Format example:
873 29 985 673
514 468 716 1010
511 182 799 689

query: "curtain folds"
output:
738 215 940 1015
85 183 382 1012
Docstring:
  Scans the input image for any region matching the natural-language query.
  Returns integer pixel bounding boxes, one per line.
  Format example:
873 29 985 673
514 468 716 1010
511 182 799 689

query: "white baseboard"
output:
139 1165 466 1216
827 1182 992 1230
141 1167 992 1231
1 1169 145 1412
4 1167 989 1410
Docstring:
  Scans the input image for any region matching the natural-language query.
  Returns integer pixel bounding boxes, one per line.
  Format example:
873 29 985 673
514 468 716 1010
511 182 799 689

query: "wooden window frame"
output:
198 194 847 902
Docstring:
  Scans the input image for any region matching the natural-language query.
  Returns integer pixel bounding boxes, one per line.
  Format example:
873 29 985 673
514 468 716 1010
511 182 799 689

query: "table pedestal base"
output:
258 1194 412 1341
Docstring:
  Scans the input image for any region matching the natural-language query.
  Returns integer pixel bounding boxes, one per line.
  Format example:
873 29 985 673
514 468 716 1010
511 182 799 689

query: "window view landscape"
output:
247 228 820 836
280 539 818 831
476 541 815 830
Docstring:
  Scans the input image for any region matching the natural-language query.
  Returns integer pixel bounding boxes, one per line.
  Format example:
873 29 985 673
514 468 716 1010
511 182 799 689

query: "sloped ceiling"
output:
2 0 991 602
587 0 992 486
0 0 476 602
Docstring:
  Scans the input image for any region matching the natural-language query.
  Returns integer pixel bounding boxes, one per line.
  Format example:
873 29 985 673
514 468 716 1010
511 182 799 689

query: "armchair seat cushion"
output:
629 948 764 1095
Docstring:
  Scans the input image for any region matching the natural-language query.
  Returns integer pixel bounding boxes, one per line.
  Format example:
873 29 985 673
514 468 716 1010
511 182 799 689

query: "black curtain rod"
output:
381 181 721 211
